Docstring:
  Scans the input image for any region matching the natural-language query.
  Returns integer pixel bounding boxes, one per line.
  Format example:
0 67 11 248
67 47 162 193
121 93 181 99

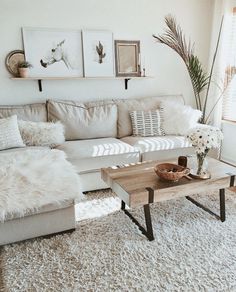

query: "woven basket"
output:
154 163 190 182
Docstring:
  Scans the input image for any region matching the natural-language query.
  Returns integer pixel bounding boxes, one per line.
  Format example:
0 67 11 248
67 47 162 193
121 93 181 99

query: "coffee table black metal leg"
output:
121 200 125 210
121 201 154 241
186 189 226 221
219 188 225 222
120 188 155 241
143 204 154 240
186 174 235 221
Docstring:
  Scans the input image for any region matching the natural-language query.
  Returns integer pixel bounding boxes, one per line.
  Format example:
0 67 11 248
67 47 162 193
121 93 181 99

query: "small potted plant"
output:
18 61 32 78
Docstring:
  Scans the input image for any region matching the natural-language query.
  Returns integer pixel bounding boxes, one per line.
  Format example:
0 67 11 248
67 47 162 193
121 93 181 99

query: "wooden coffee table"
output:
101 158 236 241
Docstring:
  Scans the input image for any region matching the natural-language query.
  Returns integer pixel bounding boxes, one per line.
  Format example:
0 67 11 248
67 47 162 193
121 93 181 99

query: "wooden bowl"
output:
154 163 190 182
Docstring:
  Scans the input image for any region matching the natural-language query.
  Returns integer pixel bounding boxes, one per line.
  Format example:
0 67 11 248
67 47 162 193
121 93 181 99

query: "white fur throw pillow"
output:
18 120 65 148
161 101 202 135
0 115 25 150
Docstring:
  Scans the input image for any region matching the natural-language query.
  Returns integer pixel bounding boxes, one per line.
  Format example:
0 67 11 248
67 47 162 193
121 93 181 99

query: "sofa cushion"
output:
121 136 193 161
5 199 74 221
0 103 47 122
0 148 81 222
0 146 49 155
56 138 140 173
114 95 184 138
47 99 117 140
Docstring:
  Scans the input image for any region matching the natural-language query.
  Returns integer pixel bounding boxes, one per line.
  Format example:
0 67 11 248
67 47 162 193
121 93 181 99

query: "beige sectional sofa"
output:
48 95 193 191
0 94 195 245
0 95 194 192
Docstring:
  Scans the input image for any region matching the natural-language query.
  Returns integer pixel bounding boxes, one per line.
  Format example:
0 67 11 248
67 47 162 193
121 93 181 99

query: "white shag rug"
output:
1 189 236 291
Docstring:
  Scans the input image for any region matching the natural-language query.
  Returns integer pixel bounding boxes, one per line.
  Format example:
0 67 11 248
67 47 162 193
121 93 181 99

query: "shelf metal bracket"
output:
124 78 131 90
38 79 42 92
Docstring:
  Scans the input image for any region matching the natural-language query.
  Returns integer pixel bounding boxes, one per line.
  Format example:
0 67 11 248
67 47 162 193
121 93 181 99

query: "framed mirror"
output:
115 40 140 77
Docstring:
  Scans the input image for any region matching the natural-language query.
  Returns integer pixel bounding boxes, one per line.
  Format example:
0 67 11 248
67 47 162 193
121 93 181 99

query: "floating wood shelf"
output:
11 76 153 92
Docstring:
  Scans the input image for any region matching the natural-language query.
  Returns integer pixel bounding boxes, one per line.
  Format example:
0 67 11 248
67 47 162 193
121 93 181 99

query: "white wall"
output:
0 0 214 105
221 121 236 165
208 0 236 165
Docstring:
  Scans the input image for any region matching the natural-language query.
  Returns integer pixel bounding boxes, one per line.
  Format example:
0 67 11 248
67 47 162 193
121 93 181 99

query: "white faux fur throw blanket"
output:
0 149 82 222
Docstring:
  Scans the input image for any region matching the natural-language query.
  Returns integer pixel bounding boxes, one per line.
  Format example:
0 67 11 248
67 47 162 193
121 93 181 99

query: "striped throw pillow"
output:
129 109 165 136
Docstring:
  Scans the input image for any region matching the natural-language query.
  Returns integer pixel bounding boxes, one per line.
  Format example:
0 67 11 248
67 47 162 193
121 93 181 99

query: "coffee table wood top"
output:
101 158 236 208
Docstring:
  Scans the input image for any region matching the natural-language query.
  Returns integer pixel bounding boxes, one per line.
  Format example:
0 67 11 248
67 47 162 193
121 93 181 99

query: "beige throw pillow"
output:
0 115 25 151
47 100 117 140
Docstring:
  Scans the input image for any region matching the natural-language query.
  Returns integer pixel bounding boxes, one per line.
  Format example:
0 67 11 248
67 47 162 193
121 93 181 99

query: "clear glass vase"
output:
187 154 209 178
196 153 208 175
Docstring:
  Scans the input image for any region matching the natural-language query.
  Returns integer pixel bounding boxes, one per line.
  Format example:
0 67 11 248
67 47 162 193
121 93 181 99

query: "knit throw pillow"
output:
129 109 165 137
0 115 25 151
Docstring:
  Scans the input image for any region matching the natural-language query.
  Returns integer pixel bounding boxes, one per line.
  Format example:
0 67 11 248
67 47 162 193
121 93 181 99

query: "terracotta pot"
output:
18 68 29 78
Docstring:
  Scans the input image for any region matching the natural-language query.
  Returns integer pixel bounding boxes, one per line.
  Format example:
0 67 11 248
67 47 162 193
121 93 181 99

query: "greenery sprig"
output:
18 61 33 69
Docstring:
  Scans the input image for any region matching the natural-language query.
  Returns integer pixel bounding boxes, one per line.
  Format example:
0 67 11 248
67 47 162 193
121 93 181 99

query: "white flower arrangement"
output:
187 126 223 175
187 126 223 154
